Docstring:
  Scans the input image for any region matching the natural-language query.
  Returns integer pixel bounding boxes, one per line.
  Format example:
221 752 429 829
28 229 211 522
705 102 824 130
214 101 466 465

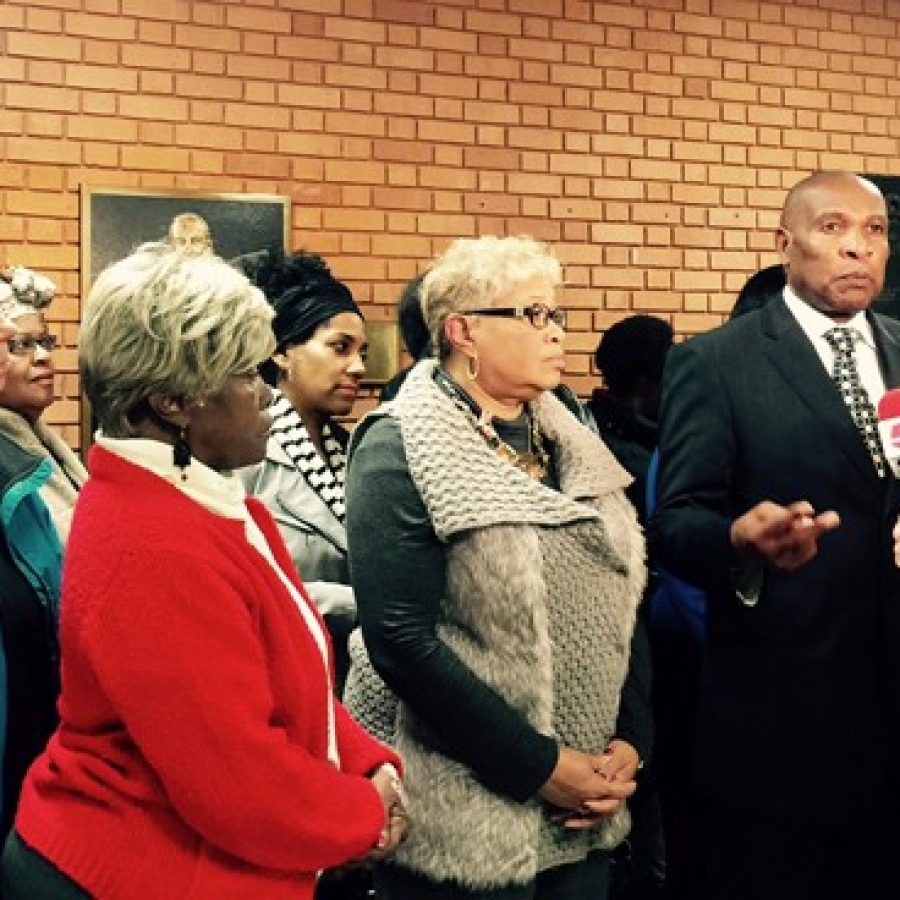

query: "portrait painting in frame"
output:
79 186 290 450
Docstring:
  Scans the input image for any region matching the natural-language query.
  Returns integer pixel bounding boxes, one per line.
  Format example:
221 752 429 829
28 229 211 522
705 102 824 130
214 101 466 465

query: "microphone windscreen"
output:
878 388 900 422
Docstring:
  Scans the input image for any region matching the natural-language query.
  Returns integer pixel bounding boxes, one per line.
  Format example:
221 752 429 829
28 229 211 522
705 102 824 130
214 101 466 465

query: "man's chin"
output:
808 292 876 319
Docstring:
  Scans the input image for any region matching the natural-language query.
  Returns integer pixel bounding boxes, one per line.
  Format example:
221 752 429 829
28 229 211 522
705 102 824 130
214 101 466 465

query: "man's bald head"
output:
776 171 889 321
781 172 884 231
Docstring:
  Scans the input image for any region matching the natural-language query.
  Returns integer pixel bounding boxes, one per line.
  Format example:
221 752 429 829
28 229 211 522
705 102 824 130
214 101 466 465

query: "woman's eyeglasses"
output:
8 334 58 356
467 303 567 331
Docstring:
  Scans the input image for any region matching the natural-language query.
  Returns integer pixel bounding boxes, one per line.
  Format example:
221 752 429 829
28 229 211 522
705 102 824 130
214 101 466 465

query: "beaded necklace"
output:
433 368 550 482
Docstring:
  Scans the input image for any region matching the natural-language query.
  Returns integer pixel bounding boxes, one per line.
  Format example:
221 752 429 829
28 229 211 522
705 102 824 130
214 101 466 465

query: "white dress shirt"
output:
783 285 886 407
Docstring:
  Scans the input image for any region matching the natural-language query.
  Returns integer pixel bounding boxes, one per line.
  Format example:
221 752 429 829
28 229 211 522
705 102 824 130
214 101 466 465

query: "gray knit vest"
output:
349 361 646 889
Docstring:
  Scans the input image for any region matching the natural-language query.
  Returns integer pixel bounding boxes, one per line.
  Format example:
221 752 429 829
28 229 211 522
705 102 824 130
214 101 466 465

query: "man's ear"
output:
776 227 791 256
146 394 190 430
443 314 476 356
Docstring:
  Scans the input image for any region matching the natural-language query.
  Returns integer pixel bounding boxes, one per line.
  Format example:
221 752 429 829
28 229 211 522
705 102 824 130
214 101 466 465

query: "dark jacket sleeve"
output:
613 616 653 764
345 416 559 803
648 338 741 594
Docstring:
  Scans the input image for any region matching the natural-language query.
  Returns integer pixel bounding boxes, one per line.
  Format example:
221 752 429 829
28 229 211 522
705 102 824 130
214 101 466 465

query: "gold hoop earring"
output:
466 354 479 381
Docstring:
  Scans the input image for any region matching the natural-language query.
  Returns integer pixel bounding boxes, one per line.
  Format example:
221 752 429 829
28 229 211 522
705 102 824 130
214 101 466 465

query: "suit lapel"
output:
760 298 882 492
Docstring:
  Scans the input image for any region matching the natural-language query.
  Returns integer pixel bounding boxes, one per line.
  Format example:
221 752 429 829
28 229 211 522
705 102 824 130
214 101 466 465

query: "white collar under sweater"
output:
95 433 339 767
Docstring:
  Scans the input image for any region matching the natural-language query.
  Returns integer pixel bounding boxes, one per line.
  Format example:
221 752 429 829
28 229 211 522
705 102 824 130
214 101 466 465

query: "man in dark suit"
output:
649 171 897 900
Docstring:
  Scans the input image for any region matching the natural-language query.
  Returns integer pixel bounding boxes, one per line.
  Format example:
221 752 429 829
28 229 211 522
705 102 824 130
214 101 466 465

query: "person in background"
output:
650 171 899 900
347 235 651 900
0 268 86 840
729 262 785 320
168 212 213 256
241 250 367 696
585 315 673 522
380 273 430 402
2 244 405 900
582 315 672 900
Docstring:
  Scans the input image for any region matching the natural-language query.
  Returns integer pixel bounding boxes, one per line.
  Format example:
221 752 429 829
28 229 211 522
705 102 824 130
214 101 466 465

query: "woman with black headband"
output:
242 250 367 696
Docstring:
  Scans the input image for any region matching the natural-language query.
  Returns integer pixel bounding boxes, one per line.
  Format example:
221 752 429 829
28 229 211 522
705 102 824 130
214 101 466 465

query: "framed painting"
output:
363 320 402 385
865 175 900 320
79 186 290 450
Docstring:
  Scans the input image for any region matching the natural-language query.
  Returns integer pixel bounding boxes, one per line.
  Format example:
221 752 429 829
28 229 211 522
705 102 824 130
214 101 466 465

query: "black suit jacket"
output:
648 296 900 825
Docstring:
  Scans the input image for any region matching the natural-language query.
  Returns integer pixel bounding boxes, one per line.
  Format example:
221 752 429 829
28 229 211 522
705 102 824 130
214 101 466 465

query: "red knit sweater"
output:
16 447 398 900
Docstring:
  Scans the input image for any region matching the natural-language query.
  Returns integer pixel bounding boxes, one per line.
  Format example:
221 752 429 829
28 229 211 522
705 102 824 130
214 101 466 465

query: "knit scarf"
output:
267 390 346 523
0 407 87 545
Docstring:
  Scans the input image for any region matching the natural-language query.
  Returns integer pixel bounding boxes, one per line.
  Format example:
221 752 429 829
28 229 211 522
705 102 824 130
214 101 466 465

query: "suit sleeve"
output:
648 338 742 593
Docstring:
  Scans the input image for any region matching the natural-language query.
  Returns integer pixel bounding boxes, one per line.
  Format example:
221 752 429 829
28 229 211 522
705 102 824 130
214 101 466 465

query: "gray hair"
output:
421 235 562 360
80 242 275 437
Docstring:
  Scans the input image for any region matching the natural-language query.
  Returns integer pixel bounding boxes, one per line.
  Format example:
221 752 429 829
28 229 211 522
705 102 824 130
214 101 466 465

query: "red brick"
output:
673 13 723 37
463 100 519 125
414 120 472 145
629 159 682 181
668 99 719 122
7 32 81 62
174 24 240 51
121 0 189 21
323 18 386 43
225 5 291 32
506 173 562 195
121 145 191 171
550 64 605 89
419 166 477 190
508 127 564 151
6 189 78 217
0 6 25 27
65 12 136 40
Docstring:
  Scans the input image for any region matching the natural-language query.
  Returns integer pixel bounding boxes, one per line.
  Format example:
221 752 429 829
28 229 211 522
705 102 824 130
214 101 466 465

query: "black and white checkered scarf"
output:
268 390 347 523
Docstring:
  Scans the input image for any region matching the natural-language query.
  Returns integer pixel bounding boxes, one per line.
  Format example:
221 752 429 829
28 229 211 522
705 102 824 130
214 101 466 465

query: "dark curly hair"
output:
594 314 673 397
235 248 360 386
397 273 430 361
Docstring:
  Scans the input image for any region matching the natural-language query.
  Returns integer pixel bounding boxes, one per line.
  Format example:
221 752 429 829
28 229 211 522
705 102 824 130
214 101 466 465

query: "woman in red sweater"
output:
1 244 405 900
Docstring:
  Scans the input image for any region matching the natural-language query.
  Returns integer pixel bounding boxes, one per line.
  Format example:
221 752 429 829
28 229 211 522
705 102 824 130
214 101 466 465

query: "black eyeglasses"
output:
8 334 57 356
467 303 567 330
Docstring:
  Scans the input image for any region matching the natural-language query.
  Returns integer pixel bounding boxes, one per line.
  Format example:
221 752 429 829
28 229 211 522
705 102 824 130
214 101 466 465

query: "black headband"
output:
273 280 363 348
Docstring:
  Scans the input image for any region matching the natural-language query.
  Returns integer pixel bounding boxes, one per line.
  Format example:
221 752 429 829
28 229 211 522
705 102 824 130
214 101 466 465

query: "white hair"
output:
80 242 274 437
421 235 562 360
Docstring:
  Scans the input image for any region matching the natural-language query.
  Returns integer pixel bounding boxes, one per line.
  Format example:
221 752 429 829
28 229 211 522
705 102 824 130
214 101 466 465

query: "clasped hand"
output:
367 764 409 861
539 742 638 831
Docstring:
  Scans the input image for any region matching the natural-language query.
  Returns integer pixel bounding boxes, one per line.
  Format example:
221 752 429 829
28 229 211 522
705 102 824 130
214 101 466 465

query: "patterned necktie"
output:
823 326 887 478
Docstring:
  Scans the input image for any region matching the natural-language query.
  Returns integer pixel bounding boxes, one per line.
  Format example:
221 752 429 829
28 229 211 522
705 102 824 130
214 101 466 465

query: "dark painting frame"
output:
866 175 900 320
79 186 290 451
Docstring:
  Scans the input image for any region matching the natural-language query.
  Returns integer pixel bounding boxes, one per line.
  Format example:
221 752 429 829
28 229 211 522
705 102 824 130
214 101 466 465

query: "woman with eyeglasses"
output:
345 235 652 900
0 268 86 841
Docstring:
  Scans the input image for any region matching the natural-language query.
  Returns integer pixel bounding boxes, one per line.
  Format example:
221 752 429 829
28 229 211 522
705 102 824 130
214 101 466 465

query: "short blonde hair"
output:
80 242 275 437
421 235 562 360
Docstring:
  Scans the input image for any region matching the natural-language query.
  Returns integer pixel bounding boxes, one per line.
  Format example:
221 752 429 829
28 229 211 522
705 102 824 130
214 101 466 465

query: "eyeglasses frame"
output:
465 303 567 331
7 333 58 357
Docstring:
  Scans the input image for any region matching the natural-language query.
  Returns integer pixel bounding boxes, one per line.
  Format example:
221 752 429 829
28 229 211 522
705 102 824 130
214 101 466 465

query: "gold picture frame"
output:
363 320 402 385
79 186 290 451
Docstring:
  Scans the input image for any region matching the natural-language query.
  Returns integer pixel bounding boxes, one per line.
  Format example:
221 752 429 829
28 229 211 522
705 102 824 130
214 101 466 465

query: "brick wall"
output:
1 0 899 445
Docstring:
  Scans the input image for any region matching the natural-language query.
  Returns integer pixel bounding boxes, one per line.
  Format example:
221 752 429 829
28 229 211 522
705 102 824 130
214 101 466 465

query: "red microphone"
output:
877 388 900 477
